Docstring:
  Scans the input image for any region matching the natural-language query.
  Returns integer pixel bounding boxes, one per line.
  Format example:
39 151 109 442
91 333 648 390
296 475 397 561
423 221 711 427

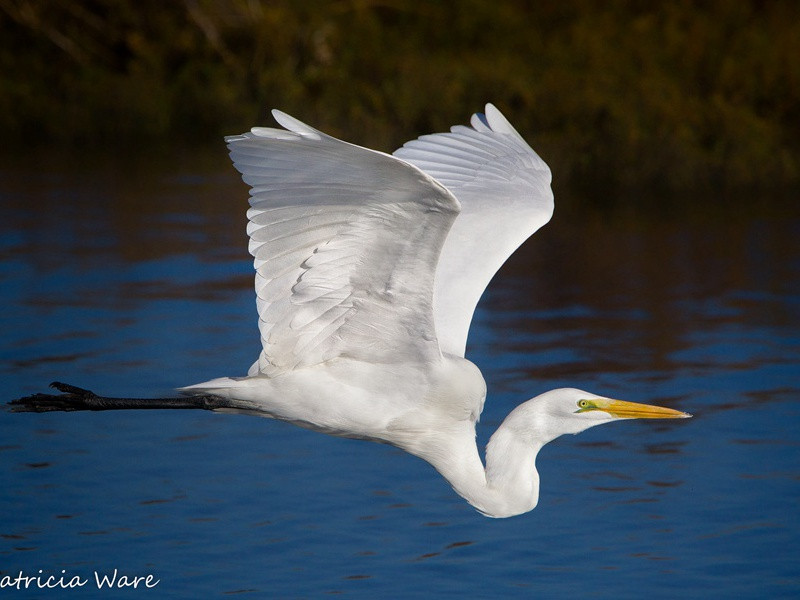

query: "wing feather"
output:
226 112 460 376
393 103 554 357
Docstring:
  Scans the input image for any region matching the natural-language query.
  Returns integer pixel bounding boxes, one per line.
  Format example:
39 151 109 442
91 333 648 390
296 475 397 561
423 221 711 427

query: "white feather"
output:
394 103 554 356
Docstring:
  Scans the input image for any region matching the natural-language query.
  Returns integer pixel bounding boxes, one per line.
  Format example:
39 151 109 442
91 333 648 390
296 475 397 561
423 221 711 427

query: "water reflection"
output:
480 200 799 417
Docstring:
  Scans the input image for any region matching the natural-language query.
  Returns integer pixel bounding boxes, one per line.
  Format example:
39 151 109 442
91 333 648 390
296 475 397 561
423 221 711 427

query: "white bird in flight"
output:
12 104 690 518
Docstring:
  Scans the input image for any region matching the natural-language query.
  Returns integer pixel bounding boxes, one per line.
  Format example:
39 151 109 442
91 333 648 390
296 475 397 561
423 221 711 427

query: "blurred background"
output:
1 0 798 200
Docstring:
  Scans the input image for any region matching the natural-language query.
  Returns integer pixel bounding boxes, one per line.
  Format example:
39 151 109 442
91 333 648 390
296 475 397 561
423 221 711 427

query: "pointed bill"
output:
578 398 692 419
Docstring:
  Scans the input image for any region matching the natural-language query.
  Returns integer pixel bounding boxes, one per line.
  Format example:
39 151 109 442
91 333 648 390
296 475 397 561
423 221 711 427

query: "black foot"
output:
50 381 96 396
8 381 101 412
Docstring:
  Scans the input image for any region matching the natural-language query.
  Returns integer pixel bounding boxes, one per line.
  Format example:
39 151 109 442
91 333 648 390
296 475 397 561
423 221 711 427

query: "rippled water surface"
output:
1 148 799 598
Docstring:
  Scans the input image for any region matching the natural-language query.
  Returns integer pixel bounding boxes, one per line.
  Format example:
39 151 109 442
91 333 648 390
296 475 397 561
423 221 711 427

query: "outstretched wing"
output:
393 104 554 357
227 111 459 377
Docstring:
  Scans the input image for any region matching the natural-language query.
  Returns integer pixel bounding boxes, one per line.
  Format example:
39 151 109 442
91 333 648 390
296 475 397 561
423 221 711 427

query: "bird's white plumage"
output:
228 104 554 374
179 105 690 518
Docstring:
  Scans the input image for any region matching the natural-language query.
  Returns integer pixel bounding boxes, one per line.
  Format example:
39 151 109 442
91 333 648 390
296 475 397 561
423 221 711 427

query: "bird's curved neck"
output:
412 421 547 518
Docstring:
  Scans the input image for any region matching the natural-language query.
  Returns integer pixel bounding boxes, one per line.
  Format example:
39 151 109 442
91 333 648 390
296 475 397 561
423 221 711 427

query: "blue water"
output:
1 149 799 598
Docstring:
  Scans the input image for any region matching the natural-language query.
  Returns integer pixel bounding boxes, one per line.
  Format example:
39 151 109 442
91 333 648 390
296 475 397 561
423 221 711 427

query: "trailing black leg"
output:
8 381 234 413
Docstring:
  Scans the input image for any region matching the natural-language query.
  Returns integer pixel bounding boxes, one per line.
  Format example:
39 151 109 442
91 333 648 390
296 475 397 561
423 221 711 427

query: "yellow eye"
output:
578 400 590 408
576 399 594 412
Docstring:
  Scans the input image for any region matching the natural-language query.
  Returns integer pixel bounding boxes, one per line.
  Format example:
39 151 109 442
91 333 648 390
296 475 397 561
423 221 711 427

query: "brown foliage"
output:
1 0 798 195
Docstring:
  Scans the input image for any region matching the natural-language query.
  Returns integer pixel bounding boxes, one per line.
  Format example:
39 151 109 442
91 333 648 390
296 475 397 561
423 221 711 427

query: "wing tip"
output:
481 103 525 141
270 109 323 140
224 109 324 145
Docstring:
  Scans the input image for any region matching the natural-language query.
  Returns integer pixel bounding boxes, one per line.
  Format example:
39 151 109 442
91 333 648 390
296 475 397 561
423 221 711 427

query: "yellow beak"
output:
579 398 691 419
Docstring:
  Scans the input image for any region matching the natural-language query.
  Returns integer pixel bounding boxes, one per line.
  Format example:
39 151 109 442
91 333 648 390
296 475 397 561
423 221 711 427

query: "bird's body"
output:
186 354 485 444
10 104 690 517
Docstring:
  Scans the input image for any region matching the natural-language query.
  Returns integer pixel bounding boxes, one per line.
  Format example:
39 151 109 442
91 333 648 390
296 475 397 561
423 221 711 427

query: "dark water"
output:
1 148 798 598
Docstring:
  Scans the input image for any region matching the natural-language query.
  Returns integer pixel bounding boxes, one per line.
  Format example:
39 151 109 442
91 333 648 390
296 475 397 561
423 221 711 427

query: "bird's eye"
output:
578 400 589 408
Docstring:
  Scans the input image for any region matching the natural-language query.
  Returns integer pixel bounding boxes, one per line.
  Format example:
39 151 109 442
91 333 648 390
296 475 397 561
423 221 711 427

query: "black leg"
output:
7 381 234 412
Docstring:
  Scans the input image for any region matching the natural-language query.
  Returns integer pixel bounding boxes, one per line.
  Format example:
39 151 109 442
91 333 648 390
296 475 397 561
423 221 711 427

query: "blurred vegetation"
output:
1 0 798 197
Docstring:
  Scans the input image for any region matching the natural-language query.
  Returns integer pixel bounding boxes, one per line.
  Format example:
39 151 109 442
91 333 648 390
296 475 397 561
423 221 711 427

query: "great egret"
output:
10 105 690 517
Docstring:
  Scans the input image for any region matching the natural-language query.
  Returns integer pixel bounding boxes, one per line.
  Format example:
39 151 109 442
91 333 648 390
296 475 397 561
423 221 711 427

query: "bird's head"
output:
507 388 691 443
479 388 691 517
